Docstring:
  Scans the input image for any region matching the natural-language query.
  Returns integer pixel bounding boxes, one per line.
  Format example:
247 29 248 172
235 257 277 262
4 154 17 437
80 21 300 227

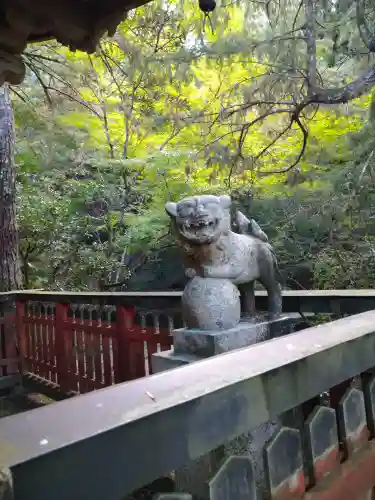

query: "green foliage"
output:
11 0 375 290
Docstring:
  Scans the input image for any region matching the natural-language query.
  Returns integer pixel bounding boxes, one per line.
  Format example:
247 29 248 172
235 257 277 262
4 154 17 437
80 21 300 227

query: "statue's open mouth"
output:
179 218 218 239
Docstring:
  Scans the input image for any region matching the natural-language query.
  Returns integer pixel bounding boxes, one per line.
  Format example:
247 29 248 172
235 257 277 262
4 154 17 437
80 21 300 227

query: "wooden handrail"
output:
2 309 375 499
2 289 375 314
1 288 375 297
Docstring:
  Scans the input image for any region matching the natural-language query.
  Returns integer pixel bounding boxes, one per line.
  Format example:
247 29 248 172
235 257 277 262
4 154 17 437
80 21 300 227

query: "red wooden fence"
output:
15 301 174 394
4 288 374 397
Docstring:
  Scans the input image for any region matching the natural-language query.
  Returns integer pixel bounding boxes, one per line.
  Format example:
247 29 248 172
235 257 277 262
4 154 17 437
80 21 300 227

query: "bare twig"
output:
356 0 373 49
304 0 317 93
23 58 53 108
254 121 293 160
293 0 304 31
266 113 308 174
45 87 101 117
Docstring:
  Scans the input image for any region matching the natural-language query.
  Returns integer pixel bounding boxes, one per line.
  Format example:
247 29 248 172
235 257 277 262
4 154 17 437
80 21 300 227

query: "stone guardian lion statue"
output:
166 194 282 318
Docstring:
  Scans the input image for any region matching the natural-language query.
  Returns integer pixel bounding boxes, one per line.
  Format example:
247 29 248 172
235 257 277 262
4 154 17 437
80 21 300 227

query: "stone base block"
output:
172 313 304 358
152 350 202 374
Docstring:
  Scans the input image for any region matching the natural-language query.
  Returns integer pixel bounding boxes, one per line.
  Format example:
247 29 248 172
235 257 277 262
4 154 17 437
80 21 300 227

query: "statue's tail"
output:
236 210 268 242
236 210 283 285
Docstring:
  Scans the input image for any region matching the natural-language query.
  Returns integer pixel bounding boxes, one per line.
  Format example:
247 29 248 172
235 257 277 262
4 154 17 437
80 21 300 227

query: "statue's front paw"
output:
186 268 196 278
201 266 211 278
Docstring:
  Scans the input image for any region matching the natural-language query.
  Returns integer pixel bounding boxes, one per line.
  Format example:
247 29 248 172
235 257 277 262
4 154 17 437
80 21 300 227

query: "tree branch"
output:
254 121 293 160
304 0 317 92
356 0 373 49
266 114 308 173
23 58 53 108
293 0 304 30
308 65 375 104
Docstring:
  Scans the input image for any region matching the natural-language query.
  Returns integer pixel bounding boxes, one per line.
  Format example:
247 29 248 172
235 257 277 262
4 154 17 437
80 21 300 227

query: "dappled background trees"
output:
8 0 375 291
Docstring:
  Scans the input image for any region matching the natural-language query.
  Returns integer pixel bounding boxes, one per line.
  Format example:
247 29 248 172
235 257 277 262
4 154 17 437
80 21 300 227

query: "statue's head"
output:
165 194 231 244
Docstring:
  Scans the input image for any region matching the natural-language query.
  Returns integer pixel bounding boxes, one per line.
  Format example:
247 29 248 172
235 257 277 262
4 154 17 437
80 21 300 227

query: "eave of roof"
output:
0 0 153 85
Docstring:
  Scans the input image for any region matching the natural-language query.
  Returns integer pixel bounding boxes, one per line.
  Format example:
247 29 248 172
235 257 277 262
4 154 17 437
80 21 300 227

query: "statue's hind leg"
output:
258 261 282 319
238 281 255 318
266 281 282 319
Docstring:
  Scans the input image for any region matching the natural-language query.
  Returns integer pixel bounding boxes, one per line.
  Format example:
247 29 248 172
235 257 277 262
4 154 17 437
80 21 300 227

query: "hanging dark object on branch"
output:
199 0 216 33
199 0 216 13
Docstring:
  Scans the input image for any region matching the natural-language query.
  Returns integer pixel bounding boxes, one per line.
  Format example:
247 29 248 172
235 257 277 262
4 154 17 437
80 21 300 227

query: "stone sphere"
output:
182 277 241 330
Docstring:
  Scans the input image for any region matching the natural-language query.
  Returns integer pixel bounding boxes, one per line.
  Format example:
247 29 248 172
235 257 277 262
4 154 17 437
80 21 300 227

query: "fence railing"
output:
2 309 375 499
2 289 375 396
15 297 182 393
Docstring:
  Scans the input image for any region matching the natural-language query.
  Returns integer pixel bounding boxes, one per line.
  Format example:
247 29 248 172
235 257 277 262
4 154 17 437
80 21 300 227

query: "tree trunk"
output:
0 84 22 291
